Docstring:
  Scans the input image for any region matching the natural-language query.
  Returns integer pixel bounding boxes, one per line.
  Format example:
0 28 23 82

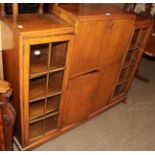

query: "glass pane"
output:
113 84 122 98
30 44 49 75
29 120 44 139
137 29 147 46
48 71 64 95
131 49 140 65
123 50 133 67
125 65 134 80
45 115 58 133
29 75 47 101
113 81 128 98
118 68 127 83
46 95 60 114
29 99 45 121
129 29 140 49
50 41 68 70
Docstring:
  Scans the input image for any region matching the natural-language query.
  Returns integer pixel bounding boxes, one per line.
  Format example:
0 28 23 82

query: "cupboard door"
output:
69 21 107 76
63 72 99 127
99 19 134 66
90 62 121 115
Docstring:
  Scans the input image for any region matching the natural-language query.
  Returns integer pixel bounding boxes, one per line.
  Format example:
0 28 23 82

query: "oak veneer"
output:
1 4 153 150
52 4 136 127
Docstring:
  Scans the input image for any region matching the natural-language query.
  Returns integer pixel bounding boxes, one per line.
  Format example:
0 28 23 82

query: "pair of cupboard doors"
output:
63 17 135 127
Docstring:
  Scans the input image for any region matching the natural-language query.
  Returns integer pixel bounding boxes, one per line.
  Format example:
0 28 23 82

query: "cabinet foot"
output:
122 98 127 104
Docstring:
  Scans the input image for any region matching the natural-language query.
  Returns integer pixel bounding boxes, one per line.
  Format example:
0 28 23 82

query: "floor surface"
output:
14 57 155 151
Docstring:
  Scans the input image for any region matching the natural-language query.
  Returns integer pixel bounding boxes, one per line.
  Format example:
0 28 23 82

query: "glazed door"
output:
63 71 99 127
99 19 135 66
23 35 72 145
111 25 152 101
89 62 121 115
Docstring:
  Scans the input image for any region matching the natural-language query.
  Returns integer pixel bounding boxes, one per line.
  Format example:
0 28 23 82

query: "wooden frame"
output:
1 3 153 150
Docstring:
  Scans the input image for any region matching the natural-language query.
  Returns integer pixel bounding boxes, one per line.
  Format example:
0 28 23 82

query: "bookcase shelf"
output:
29 75 47 101
29 99 45 121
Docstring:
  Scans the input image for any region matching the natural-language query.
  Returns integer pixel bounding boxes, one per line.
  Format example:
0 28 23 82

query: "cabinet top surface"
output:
1 14 74 37
54 4 135 19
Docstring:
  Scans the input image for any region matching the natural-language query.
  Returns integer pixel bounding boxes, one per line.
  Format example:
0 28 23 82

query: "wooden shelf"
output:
29 94 61 121
30 71 48 79
29 99 45 121
45 110 59 118
29 120 44 139
29 75 47 101
50 66 65 73
30 67 65 79
48 71 64 95
46 95 60 114
29 109 59 124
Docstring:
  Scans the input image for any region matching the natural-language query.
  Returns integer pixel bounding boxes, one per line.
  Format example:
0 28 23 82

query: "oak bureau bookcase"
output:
52 4 136 127
1 4 153 150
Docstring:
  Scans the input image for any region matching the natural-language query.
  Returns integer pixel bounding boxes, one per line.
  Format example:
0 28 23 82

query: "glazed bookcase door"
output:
111 26 151 100
23 37 70 144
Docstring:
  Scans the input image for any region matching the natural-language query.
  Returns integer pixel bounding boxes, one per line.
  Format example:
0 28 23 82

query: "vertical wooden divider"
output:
13 3 18 22
38 3 44 15
1 3 6 17
43 43 52 135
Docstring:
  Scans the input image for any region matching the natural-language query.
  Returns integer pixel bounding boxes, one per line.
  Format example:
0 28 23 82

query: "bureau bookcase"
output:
52 4 136 127
1 4 153 150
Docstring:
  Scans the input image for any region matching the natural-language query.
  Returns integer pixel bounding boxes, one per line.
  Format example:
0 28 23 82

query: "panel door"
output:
69 21 107 76
89 62 121 115
63 71 99 127
99 19 135 66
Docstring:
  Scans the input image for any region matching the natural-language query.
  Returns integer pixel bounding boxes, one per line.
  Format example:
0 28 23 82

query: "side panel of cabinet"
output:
1 23 24 145
63 72 99 127
89 62 121 115
99 19 134 66
69 21 107 76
